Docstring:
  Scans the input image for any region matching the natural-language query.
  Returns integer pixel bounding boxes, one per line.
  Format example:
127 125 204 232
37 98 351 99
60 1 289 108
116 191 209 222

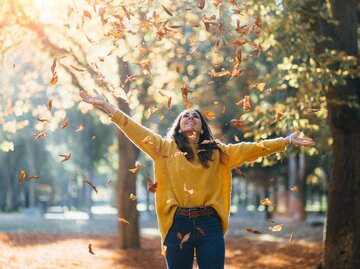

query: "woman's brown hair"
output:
166 109 228 168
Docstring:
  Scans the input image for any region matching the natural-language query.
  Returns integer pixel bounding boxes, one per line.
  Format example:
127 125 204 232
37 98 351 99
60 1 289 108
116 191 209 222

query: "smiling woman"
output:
79 89 316 269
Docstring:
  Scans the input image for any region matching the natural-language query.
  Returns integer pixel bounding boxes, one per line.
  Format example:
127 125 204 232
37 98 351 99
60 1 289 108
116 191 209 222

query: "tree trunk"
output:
116 57 140 248
320 0 360 268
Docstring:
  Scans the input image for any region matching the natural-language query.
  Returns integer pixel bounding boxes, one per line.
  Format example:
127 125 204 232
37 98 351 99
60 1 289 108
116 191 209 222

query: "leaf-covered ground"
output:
0 232 321 269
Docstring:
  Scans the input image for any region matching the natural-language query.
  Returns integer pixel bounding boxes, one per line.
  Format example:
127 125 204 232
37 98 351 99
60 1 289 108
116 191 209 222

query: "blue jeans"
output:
164 209 225 269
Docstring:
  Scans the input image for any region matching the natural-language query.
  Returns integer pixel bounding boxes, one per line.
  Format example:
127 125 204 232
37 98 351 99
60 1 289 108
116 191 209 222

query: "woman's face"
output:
179 109 202 134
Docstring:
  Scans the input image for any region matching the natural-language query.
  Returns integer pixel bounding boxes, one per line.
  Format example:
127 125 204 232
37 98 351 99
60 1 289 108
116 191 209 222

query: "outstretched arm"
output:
222 133 316 169
79 89 168 160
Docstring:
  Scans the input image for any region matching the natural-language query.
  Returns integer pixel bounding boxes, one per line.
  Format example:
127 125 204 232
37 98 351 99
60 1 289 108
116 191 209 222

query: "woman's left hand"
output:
284 132 316 147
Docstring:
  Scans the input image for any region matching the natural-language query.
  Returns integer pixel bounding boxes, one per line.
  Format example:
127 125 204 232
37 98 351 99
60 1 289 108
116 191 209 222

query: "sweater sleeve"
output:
111 109 169 160
221 138 286 169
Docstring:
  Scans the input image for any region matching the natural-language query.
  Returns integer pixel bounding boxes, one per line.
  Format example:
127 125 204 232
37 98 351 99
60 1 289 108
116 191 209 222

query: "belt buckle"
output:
188 208 198 218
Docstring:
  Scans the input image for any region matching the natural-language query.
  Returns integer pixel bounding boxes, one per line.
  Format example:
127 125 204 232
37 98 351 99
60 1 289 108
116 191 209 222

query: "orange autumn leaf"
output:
245 228 262 234
75 124 84 132
51 58 57 75
128 163 143 173
180 85 192 103
107 48 115 56
129 193 137 201
139 59 151 74
117 217 130 225
161 245 167 257
50 75 58 85
209 69 231 78
28 175 40 180
83 10 92 20
176 232 182 240
162 5 173 16
82 179 98 194
296 128 301 136
88 244 95 255
61 118 69 129
35 132 47 140
235 95 251 111
260 198 272 206
59 153 71 163
120 5 131 20
47 99 53 111
291 186 299 192
230 119 248 128
202 111 217 120
255 140 269 151
37 118 49 123
179 232 190 249
269 224 283 232
19 169 26 184
198 0 205 9
276 111 285 120
146 173 158 193
70 64 85 72
196 227 206 235
233 168 246 178
251 82 266 91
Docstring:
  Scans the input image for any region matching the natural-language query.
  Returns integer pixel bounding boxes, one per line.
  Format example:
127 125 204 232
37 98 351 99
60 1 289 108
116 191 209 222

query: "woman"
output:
79 89 315 269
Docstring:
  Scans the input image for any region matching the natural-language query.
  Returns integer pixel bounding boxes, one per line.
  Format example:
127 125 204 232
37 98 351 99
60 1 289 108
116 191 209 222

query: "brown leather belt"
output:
175 207 216 218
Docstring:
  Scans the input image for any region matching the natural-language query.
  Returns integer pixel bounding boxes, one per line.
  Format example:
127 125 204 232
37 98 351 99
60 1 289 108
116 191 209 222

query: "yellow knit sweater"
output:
111 110 286 244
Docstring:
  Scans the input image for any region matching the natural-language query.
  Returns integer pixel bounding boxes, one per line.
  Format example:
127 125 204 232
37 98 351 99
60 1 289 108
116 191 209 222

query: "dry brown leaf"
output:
70 64 85 72
260 198 272 206
83 179 98 194
35 132 47 140
268 224 283 232
88 244 95 255
162 5 173 16
128 163 143 174
230 119 248 128
117 217 130 225
106 179 112 185
179 232 190 249
202 111 217 120
37 118 49 123
59 154 71 163
245 228 262 234
28 175 40 180
129 193 137 201
50 75 58 86
19 169 26 184
61 118 69 129
146 173 157 193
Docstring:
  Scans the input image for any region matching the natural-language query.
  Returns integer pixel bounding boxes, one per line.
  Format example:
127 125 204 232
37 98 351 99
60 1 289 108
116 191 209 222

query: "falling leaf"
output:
70 64 85 72
83 10 92 20
51 58 57 75
235 95 251 111
209 69 231 77
120 5 131 20
147 106 159 119
230 119 248 128
125 74 138 83
129 193 137 201
269 224 283 232
296 128 301 136
35 132 47 140
202 111 217 120
28 175 40 180
19 169 26 184
251 82 266 91
50 75 58 85
118 217 130 225
83 179 98 194
59 154 71 163
256 141 269 151
107 48 115 56
180 85 192 103
261 198 272 206
289 232 295 242
276 111 285 120
139 59 151 74
179 232 190 249
233 168 246 178
177 232 183 240
146 173 157 193
307 108 321 112
291 186 299 192
61 118 69 129
173 151 188 157
162 5 173 16
37 118 49 123
245 228 262 234
106 179 112 185
234 135 239 142
88 244 95 255
75 124 84 132
128 163 143 173
47 99 53 111
161 245 167 257
196 227 206 235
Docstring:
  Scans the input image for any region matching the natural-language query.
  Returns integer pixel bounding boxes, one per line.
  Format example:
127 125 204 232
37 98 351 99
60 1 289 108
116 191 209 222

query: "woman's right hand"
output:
79 89 106 107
